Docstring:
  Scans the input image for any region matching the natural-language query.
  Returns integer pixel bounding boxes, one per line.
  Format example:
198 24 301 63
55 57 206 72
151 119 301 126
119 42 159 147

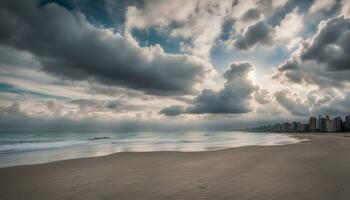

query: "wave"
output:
0 140 88 153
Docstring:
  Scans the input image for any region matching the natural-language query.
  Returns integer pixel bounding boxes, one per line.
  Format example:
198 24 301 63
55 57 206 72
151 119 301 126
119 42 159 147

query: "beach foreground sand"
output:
1 134 350 200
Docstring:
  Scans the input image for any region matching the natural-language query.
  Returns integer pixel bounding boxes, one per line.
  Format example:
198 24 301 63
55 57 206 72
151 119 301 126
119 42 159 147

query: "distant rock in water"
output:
88 137 111 141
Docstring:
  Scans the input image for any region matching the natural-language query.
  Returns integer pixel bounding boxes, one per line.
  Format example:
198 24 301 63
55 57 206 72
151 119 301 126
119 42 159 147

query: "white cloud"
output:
126 1 197 30
274 89 310 116
271 0 288 9
126 0 235 58
274 9 304 50
309 0 336 14
341 0 350 17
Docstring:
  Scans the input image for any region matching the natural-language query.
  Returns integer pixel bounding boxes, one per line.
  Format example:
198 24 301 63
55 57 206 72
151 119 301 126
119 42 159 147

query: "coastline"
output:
1 133 350 200
0 131 301 168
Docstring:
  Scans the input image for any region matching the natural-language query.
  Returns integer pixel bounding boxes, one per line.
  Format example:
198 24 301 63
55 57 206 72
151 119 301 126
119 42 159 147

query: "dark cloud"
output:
275 16 350 89
70 99 122 110
85 84 145 99
161 62 256 116
159 105 185 116
220 18 236 41
234 20 273 50
301 16 350 71
0 45 39 68
0 108 299 132
241 9 262 22
0 0 207 96
0 102 26 117
69 98 141 113
274 90 310 116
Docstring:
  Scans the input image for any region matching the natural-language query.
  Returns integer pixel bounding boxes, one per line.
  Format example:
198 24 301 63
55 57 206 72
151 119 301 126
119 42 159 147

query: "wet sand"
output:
1 134 350 200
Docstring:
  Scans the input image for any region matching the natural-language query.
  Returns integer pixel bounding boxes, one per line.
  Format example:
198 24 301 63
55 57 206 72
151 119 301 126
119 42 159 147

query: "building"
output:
291 121 298 131
249 114 350 133
326 119 333 132
325 115 334 132
296 122 302 132
318 115 327 132
300 124 309 132
295 122 308 132
346 115 350 131
333 117 342 132
282 122 291 131
309 116 317 131
272 123 281 131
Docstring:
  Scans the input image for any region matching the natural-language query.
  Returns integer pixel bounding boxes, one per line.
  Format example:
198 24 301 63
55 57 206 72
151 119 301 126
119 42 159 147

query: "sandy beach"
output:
1 134 350 200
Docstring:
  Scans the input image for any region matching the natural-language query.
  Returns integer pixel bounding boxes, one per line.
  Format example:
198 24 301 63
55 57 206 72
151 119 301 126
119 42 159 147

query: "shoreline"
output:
0 136 305 170
2 134 350 199
0 133 342 169
0 131 302 168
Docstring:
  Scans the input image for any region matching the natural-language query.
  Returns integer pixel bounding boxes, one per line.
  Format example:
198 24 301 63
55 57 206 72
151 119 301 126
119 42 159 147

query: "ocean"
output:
0 131 304 168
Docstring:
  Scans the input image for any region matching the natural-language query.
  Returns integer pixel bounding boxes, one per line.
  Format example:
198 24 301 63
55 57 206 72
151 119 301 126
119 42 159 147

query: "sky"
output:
0 0 350 131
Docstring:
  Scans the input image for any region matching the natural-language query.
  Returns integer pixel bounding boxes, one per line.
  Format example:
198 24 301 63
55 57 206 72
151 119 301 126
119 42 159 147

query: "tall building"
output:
333 117 342 132
272 123 281 131
296 122 302 132
318 115 326 132
301 124 309 132
309 116 317 131
325 115 334 132
282 122 291 131
291 121 298 131
296 122 308 132
346 115 350 131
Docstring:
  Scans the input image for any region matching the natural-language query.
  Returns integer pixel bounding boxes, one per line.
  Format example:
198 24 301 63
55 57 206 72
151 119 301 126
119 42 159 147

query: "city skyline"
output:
249 113 350 132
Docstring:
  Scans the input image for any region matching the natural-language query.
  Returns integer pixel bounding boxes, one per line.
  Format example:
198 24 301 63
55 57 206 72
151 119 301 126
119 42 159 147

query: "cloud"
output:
241 9 262 22
231 8 303 51
125 0 290 58
159 105 185 116
270 0 289 9
0 45 39 69
0 111 294 132
46 100 64 116
341 0 350 17
313 92 350 115
126 1 197 30
229 0 296 37
274 16 350 90
0 101 298 132
68 98 138 115
161 62 256 115
274 90 310 116
307 92 332 108
274 8 303 49
0 102 26 117
254 89 270 104
233 20 274 50
300 17 350 71
309 0 336 14
64 98 144 117
0 0 209 96
127 0 234 58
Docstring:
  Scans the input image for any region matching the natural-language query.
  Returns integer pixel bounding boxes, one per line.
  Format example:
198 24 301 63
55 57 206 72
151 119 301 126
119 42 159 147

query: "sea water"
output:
0 131 304 168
